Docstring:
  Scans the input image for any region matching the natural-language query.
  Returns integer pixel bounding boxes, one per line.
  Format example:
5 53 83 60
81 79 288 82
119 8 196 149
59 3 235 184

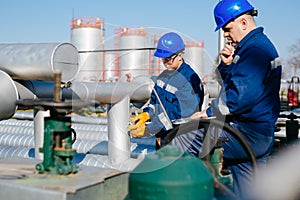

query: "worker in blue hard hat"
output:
128 32 205 155
191 0 282 198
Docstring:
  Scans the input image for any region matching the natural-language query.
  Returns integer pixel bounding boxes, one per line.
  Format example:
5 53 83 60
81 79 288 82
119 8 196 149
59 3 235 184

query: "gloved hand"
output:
131 112 150 127
128 123 151 138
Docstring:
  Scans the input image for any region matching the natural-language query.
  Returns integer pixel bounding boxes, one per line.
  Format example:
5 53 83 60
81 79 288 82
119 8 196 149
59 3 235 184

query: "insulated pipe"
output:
77 154 142 171
0 119 109 139
33 110 50 160
0 146 32 159
13 77 153 104
71 116 108 125
0 119 33 127
72 78 154 104
0 132 107 154
0 70 19 120
0 129 147 156
205 81 221 99
12 111 108 125
108 96 130 165
0 125 33 135
0 43 79 82
15 80 80 100
0 145 142 171
0 133 34 147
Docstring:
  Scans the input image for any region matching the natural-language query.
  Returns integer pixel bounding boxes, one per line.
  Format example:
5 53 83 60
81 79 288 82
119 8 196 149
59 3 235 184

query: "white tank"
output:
184 41 205 77
104 52 118 82
151 34 165 76
71 17 105 82
117 27 149 81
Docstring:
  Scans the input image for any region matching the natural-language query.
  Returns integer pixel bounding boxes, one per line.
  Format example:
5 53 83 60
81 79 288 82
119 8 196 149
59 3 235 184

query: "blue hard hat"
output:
214 0 255 31
154 32 185 58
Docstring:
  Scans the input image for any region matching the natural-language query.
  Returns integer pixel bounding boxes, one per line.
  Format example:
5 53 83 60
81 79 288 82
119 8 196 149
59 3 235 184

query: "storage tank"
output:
104 52 118 82
71 17 105 82
184 40 205 77
117 27 149 81
151 34 165 76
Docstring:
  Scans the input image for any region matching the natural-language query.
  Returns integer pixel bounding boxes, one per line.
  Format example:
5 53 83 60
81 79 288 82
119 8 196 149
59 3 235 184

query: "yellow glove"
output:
128 124 152 138
131 112 150 127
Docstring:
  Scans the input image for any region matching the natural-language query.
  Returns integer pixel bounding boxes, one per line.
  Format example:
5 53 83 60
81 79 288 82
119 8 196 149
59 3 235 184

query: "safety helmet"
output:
214 0 255 31
154 32 185 58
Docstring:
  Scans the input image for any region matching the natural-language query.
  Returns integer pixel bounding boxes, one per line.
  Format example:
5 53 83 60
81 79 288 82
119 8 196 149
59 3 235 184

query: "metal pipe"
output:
53 70 62 102
72 78 153 104
0 125 33 135
0 130 151 156
33 109 50 160
0 146 32 159
0 133 107 154
12 112 108 125
0 43 79 82
15 80 80 100
71 115 108 125
108 96 130 165
0 145 142 171
0 119 109 138
0 133 34 147
0 70 19 120
0 119 33 127
77 154 142 171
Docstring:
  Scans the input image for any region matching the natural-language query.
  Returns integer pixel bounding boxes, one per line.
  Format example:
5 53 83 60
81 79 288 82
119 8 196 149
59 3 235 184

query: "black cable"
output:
161 118 257 170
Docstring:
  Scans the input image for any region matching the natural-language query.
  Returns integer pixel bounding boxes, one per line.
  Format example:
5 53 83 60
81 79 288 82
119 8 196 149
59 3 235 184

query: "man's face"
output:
222 16 245 48
162 53 183 70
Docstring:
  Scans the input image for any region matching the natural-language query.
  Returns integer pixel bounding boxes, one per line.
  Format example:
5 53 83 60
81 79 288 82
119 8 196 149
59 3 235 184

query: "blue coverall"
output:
206 27 282 198
144 60 204 148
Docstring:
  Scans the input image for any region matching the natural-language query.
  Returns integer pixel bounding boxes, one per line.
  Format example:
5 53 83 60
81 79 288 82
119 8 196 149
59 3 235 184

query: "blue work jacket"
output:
144 60 204 135
207 27 282 138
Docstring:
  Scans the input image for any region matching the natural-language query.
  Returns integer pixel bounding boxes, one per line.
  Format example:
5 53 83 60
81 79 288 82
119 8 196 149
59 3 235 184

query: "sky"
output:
0 0 299 77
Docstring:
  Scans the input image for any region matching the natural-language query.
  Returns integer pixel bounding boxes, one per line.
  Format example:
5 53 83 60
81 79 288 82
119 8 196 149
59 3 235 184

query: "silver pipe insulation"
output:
0 119 33 127
0 132 98 153
0 124 33 135
71 115 108 125
0 146 32 159
78 154 142 171
71 77 154 104
71 123 108 133
0 70 19 120
0 145 142 171
0 133 34 147
0 120 109 140
71 78 153 164
0 43 79 82
108 96 130 165
0 131 144 156
12 112 109 126
0 42 79 121
33 110 50 159
0 118 152 159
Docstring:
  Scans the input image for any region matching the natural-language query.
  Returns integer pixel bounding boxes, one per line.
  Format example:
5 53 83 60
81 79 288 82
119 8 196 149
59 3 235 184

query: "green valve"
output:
36 116 77 175
126 145 214 200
